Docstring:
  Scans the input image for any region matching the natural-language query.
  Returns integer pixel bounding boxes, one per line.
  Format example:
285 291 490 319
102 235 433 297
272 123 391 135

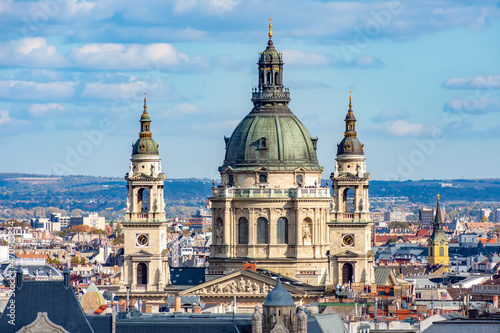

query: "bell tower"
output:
328 93 374 286
121 94 169 294
427 195 449 271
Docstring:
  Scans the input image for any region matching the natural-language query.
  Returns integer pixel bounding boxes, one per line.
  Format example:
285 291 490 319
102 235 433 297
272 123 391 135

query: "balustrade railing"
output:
211 187 331 199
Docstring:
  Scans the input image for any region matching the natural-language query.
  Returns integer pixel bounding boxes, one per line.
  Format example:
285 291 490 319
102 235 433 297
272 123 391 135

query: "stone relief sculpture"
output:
215 225 223 245
153 198 158 212
302 224 311 245
238 277 246 292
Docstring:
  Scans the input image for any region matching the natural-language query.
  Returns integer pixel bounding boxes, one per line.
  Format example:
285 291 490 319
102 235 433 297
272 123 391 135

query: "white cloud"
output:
0 80 76 101
386 120 424 137
443 98 500 114
0 110 11 125
69 43 207 71
442 75 500 89
334 55 385 69
0 37 67 68
81 81 147 100
281 49 329 68
30 103 66 117
371 110 409 123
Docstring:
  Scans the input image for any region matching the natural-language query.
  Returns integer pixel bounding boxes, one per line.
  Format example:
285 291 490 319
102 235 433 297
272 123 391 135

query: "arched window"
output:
296 174 303 185
266 71 272 85
257 217 269 244
228 174 234 186
238 217 249 244
277 217 288 244
138 188 149 213
260 72 264 85
274 71 279 85
342 263 353 284
439 247 444 256
137 262 147 285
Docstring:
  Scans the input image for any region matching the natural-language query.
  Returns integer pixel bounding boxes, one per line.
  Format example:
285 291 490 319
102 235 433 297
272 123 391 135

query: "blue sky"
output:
0 0 499 181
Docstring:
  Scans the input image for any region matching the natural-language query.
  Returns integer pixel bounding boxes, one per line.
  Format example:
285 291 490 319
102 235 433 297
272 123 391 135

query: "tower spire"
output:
143 92 148 112
344 91 357 138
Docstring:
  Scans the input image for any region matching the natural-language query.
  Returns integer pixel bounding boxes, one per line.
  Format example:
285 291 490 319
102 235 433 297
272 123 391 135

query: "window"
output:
228 174 234 186
274 71 279 85
259 174 267 183
259 137 267 149
416 292 422 299
439 247 444 256
137 262 147 285
238 217 249 244
296 175 303 185
257 217 269 244
277 217 288 244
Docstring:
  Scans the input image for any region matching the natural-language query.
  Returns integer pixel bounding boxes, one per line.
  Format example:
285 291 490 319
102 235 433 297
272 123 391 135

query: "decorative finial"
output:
437 193 440 202
143 92 147 111
268 17 272 38
349 90 352 109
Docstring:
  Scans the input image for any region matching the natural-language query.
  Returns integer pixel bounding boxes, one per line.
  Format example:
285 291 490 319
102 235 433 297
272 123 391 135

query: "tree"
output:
390 222 410 229
387 238 398 244
481 215 489 222
113 233 124 245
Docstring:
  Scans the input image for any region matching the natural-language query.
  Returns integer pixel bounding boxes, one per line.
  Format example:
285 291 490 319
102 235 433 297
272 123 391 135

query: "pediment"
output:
294 167 307 172
178 270 306 297
254 166 269 172
17 312 69 333
336 173 360 181
129 249 153 256
333 250 360 258
128 173 156 181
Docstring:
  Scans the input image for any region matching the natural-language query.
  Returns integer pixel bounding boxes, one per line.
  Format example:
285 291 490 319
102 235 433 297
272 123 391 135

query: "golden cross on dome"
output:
349 90 352 103
437 193 440 202
268 17 273 38
143 92 147 110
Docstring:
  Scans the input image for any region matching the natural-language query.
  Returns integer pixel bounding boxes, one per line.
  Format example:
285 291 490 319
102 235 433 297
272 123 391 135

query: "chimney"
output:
63 268 71 288
174 296 181 312
16 268 23 289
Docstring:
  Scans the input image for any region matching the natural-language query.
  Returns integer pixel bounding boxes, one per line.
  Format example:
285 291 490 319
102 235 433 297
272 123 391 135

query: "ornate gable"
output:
129 249 153 257
333 250 360 258
179 270 305 297
17 312 69 333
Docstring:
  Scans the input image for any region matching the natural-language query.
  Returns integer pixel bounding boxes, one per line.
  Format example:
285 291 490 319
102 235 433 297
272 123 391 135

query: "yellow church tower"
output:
427 195 449 271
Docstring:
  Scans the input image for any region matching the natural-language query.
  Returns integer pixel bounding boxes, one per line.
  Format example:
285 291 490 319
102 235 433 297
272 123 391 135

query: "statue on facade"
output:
215 226 223 245
333 161 339 178
125 197 131 213
302 225 311 244
238 277 246 292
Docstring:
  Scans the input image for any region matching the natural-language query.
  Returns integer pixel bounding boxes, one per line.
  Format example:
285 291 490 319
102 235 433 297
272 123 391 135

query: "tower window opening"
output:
266 71 272 85
274 71 279 85
137 262 147 285
259 174 267 183
296 174 303 185
228 174 234 186
439 246 444 256
137 188 149 213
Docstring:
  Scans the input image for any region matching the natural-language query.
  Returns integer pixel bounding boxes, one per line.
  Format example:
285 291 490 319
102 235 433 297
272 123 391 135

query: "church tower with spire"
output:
121 95 169 296
209 21 331 285
328 93 374 286
427 195 449 271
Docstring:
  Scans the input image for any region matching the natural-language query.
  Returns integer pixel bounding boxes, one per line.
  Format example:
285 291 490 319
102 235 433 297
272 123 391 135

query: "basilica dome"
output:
220 30 322 172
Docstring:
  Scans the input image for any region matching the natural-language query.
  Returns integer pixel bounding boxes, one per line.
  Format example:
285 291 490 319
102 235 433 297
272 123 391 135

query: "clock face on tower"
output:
342 234 354 246
137 234 149 246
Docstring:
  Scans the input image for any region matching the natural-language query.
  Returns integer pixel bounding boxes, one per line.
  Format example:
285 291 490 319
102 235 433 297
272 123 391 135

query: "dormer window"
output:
141 144 145 150
259 174 267 183
259 137 268 150
345 142 351 150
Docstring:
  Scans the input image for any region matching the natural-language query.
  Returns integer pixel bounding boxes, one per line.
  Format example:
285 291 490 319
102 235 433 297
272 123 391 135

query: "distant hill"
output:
1 174 499 212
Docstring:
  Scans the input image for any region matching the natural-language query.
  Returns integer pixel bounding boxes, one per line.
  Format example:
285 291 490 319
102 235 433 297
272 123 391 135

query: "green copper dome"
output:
132 137 159 156
220 32 322 172
222 111 321 171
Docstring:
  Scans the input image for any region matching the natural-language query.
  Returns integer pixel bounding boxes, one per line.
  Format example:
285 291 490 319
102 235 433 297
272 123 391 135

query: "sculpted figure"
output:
302 225 311 244
238 277 246 292
253 282 260 294
246 281 254 293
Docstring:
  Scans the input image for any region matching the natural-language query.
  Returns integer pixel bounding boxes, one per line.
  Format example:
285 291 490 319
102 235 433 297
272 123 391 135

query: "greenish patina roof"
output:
221 112 322 172
429 230 449 242
132 137 159 156
374 267 394 286
429 198 449 243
